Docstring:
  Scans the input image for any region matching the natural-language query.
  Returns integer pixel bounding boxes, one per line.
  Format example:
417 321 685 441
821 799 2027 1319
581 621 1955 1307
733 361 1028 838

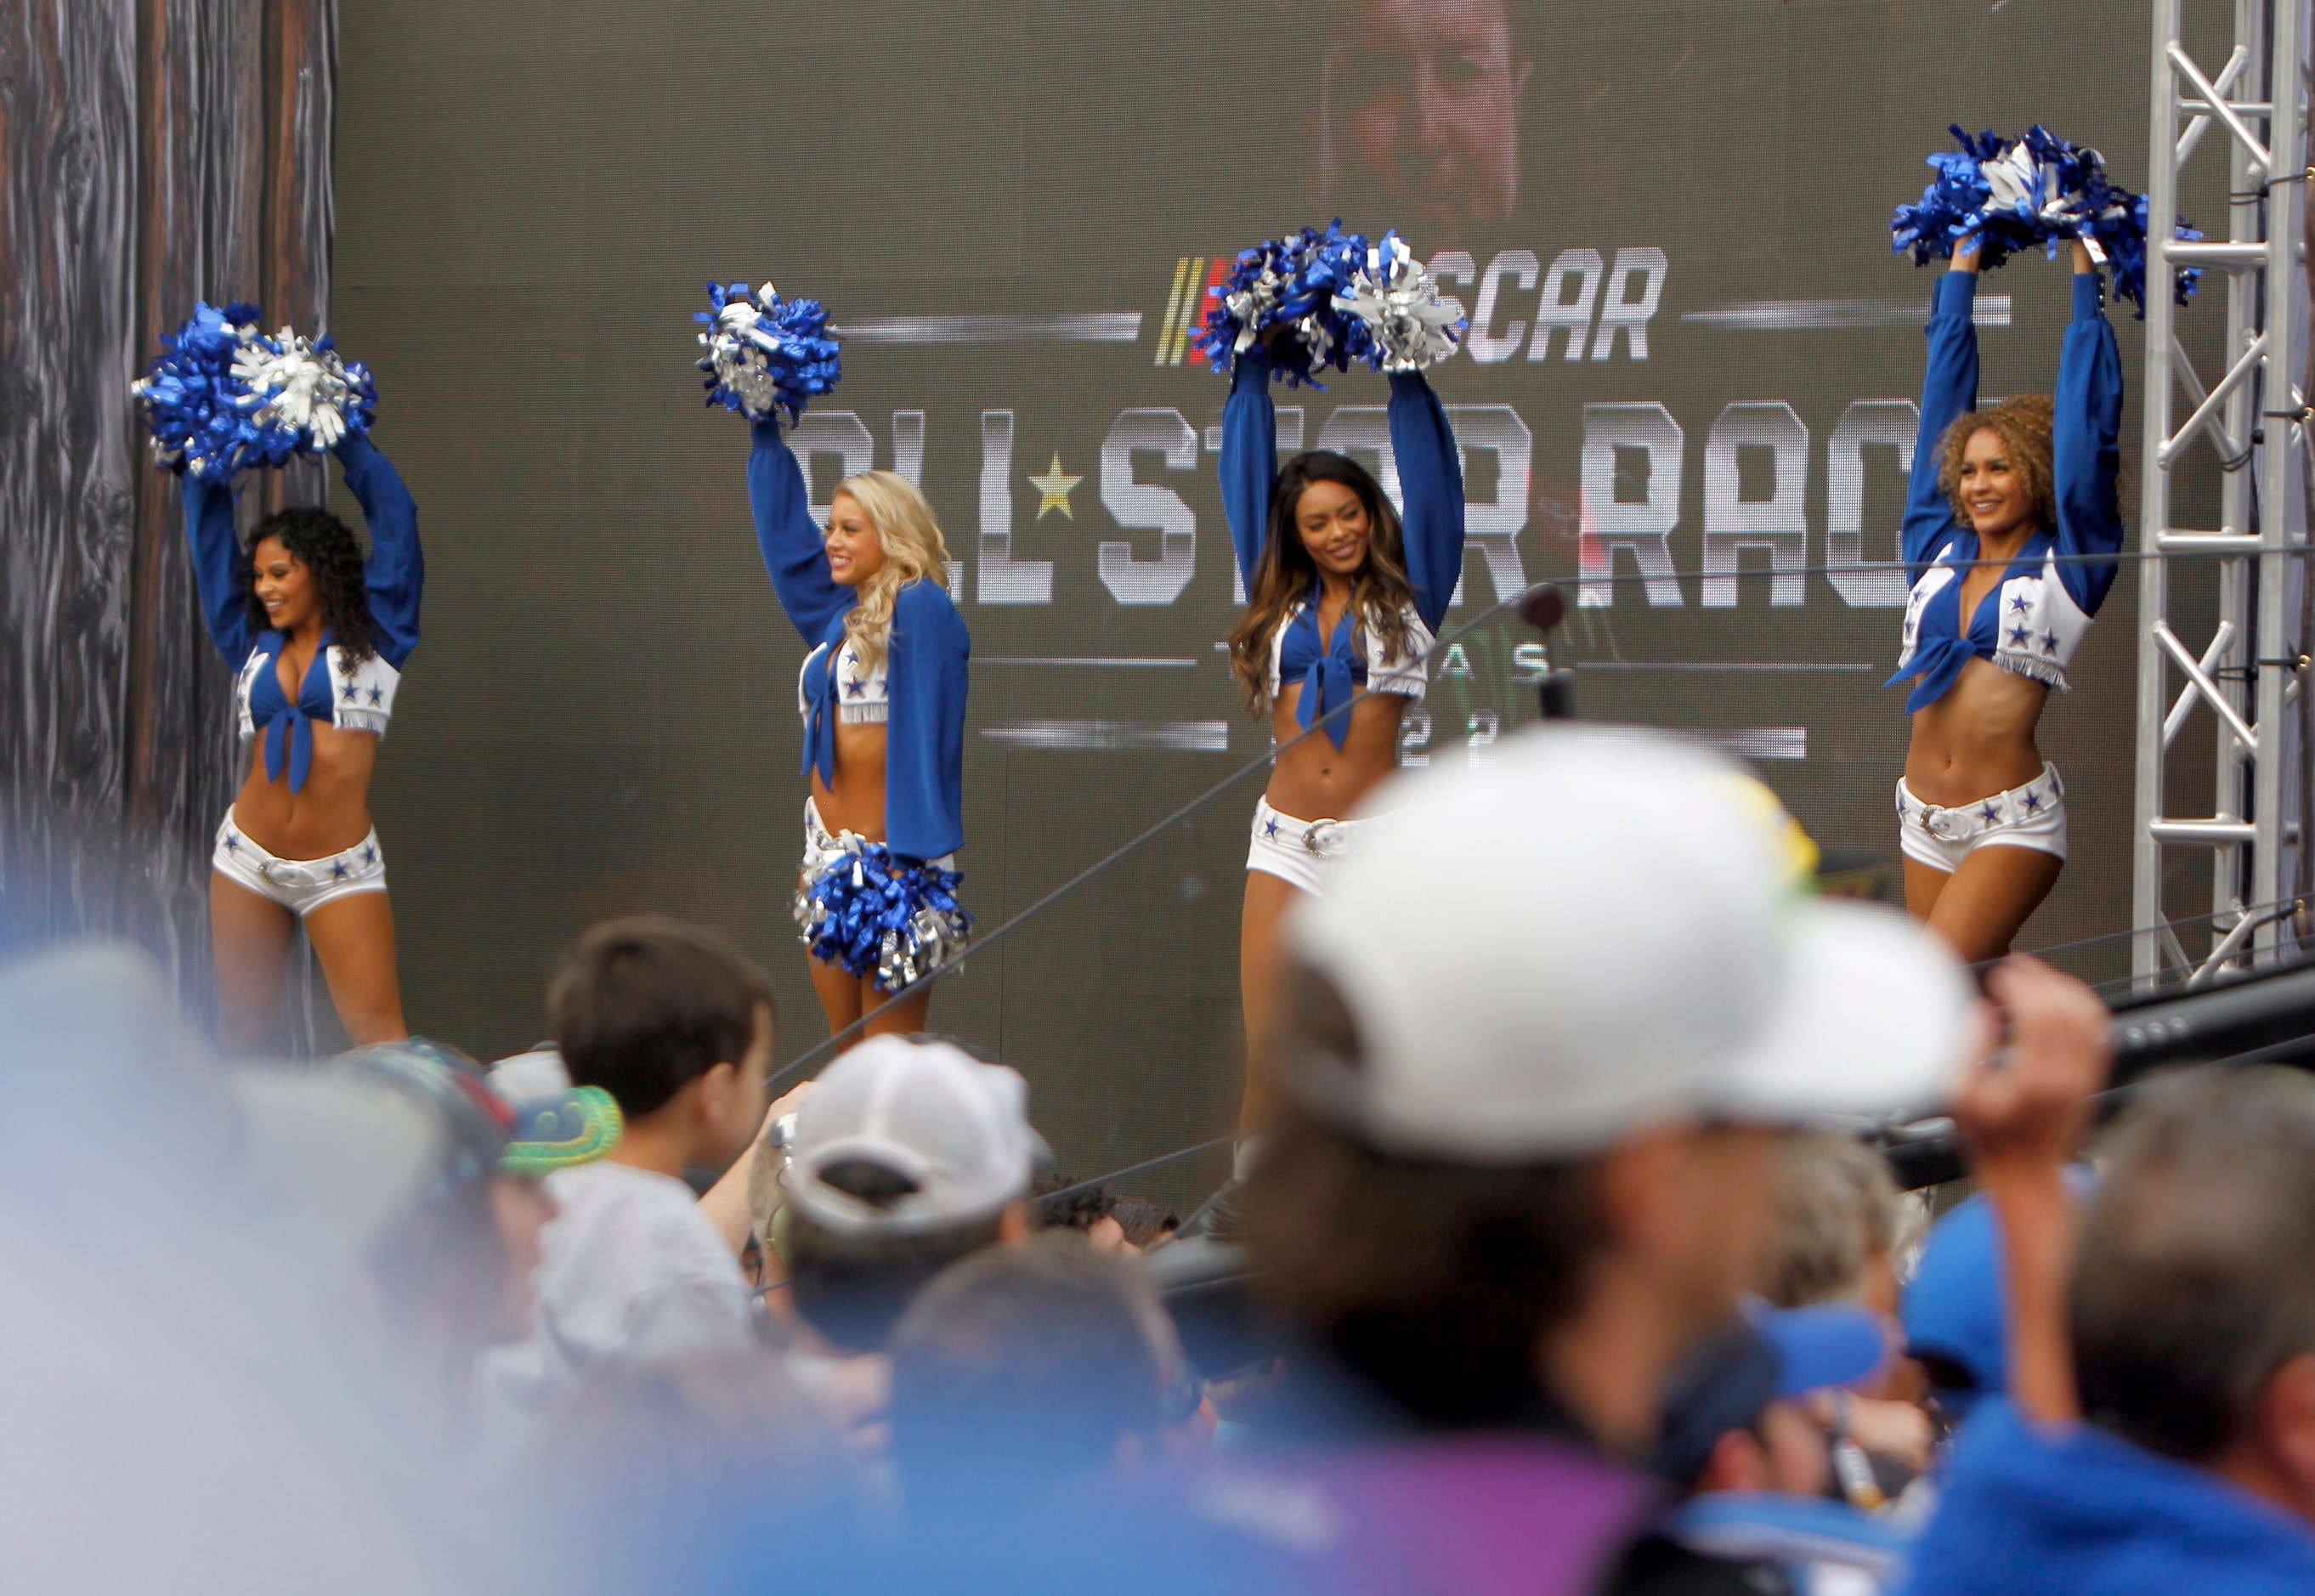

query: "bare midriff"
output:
230 721 380 860
812 720 890 842
1904 655 2049 808
1265 683 1410 823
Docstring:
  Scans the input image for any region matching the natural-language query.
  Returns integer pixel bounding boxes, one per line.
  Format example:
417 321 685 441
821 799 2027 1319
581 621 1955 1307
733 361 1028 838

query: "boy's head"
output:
549 916 774 1165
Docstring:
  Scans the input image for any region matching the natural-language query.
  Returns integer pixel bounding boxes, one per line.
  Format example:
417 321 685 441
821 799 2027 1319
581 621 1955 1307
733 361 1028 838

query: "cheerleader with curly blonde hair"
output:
1888 236 2123 959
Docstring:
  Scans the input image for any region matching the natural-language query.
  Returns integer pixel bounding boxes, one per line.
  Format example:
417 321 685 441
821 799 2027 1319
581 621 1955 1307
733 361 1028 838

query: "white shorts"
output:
1896 762 2068 874
212 812 387 916
1245 796 1367 897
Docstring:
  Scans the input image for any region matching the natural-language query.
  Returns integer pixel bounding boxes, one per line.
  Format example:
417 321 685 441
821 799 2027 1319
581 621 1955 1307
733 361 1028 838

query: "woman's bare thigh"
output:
303 890 407 1046
1924 845 2063 965
211 873 297 1053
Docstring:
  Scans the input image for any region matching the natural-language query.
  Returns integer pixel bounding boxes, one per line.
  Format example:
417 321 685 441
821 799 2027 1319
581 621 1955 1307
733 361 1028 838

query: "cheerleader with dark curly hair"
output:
184 435 423 1048
1890 237 2122 959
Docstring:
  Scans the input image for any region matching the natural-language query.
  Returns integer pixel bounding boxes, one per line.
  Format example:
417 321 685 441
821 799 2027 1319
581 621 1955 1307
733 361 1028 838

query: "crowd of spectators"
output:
8 723 2315 1594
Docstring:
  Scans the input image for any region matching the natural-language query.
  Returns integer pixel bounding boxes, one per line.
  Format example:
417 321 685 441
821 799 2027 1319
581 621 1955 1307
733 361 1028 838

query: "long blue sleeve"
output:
180 471 254 667
336 437 423 669
2051 272 2125 616
749 417 849 644
1220 348 1277 592
1905 271 1981 580
882 580 971 862
1386 370 1467 632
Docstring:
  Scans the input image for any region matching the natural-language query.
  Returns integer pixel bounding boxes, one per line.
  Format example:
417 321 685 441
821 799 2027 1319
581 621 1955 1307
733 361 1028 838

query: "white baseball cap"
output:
784 1036 1044 1234
1282 727 1974 1160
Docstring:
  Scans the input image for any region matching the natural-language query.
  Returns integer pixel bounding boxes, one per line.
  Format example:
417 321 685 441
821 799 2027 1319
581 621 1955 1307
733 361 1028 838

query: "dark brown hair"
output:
1228 451 1421 716
247 505 381 663
549 916 772 1119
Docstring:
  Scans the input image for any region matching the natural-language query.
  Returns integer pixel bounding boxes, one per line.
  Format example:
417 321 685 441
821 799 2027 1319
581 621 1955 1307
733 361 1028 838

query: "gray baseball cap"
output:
784 1036 1045 1234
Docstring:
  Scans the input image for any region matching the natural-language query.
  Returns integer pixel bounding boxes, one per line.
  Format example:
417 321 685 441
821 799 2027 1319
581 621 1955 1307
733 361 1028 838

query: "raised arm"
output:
1904 252 1983 579
337 437 423 669
749 417 848 644
2051 248 2125 616
1218 348 1277 596
180 471 255 666
881 580 971 863
1387 370 1468 633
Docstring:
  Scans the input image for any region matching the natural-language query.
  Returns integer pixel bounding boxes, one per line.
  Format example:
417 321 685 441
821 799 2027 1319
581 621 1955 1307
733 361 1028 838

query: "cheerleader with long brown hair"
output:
1219 314 1467 1123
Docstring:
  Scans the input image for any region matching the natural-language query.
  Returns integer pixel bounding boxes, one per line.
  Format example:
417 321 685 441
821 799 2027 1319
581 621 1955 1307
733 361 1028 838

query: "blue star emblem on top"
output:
368 683 383 705
2008 625 2032 647
342 679 359 702
845 677 865 698
1980 803 2001 823
1263 816 1281 840
331 859 350 879
2023 790 2043 812
2009 594 2031 613
224 832 241 852
361 843 377 865
2043 632 2060 654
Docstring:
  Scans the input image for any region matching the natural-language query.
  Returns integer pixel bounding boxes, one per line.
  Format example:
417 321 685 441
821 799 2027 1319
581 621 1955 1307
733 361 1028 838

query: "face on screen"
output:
1295 478 1373 579
1315 0 1531 246
824 492 886 587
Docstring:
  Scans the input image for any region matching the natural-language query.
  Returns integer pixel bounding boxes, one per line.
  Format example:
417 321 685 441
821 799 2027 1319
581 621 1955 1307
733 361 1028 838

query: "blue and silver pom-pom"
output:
133 303 377 478
795 840 971 993
1891 124 2199 316
1333 230 1467 371
694 281 841 425
131 302 263 478
231 325 377 466
1195 221 1373 388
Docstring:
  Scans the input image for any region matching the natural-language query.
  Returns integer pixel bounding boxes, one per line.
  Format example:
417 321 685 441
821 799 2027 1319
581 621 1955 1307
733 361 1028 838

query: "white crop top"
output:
799 638 890 727
1265 600 1434 704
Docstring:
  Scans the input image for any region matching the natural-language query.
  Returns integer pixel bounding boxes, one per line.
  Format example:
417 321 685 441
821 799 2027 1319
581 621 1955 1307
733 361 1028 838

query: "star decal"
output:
368 683 383 705
342 679 359 701
1263 817 1281 840
1980 804 2001 823
845 677 866 698
2042 631 2060 654
2009 594 2031 613
2023 791 2042 812
361 843 377 866
331 859 350 879
1027 452 1083 522
224 833 241 852
2008 625 2032 647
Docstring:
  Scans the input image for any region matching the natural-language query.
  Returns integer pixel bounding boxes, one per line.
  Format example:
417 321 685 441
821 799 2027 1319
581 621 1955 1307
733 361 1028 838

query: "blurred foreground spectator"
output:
1166 730 1974 1593
887 1231 1191 1522
0 945 600 1595
1907 1055 2315 1594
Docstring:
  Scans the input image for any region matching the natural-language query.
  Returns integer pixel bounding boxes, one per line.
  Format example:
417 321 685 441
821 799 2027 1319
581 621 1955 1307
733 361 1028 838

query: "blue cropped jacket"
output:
748 419 970 863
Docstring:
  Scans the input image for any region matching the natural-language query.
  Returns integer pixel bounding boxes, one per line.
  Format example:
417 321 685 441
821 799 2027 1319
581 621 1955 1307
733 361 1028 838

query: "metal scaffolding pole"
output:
2136 0 2310 988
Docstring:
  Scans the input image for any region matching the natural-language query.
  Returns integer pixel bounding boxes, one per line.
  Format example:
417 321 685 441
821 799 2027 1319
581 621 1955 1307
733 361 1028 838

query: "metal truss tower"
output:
2136 0 2311 986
